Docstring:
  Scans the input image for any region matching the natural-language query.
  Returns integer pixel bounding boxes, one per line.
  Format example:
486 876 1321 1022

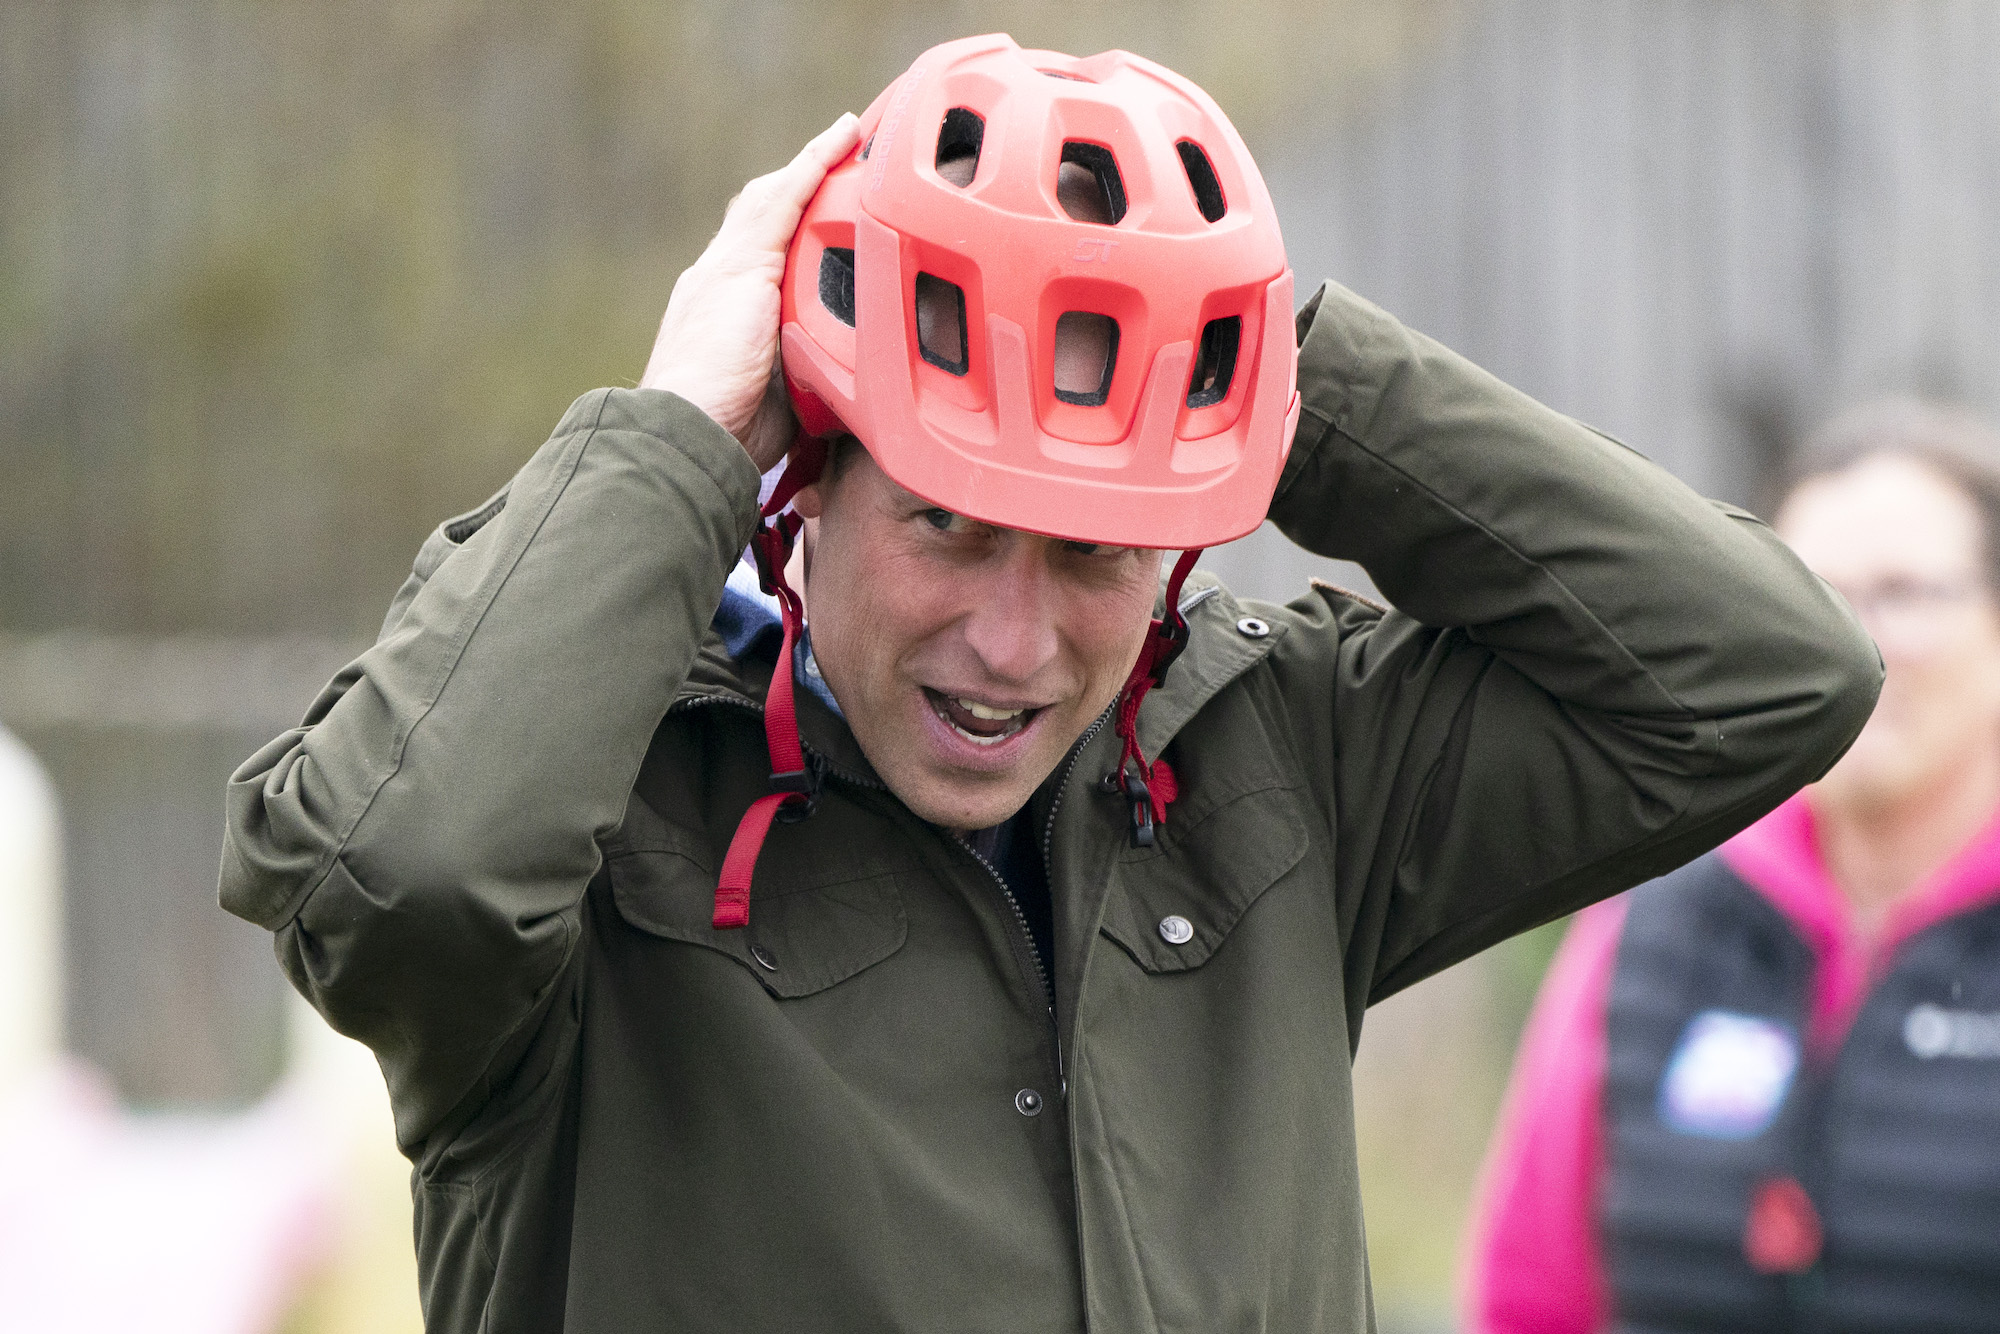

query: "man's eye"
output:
923 508 964 533
1065 540 1134 558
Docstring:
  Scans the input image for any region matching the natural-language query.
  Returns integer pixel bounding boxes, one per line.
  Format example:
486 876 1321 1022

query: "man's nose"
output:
961 544 1062 683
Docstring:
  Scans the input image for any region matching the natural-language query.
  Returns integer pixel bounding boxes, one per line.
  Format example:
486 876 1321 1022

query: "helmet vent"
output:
1176 140 1227 223
1058 143 1127 225
818 247 856 327
1186 316 1241 407
935 108 984 187
860 133 875 160
1053 312 1119 406
915 273 969 375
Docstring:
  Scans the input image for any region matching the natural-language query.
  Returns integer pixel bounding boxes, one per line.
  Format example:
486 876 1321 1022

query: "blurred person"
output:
1466 399 2000 1333
0 727 347 1332
0 722 61 1096
219 35 1878 1334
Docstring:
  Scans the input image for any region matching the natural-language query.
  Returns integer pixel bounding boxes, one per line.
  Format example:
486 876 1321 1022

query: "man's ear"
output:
792 479 826 520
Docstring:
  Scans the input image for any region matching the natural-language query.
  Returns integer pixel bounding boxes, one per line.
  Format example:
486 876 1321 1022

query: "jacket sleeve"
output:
219 387 762 1148
1461 899 1626 1334
1264 282 1881 1001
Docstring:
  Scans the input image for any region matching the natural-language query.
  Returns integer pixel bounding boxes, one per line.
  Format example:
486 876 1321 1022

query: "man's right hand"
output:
640 113 861 474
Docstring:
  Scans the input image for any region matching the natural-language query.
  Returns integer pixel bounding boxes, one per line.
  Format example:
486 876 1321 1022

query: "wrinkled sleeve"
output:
1461 900 1627 1334
219 388 761 1148
1263 282 1880 1004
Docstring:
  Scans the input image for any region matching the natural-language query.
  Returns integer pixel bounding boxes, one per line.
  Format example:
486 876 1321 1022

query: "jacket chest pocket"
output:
1099 783 1311 972
604 836 907 999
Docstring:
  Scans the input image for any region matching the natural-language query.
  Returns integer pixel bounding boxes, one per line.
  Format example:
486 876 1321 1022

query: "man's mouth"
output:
923 688 1039 747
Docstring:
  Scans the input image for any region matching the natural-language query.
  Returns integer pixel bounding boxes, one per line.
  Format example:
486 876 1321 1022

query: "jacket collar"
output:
1135 574 1288 758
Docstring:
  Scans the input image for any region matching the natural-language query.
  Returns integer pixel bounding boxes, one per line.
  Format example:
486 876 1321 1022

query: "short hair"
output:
822 433 865 484
1781 399 2000 591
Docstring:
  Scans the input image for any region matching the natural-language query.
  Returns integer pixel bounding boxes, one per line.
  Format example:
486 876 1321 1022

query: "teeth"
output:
930 692 1030 746
956 696 1025 722
953 724 1009 746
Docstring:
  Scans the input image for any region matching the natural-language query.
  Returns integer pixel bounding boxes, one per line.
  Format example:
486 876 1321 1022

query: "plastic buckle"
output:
770 767 817 824
750 523 792 596
1120 764 1156 849
1146 615 1190 688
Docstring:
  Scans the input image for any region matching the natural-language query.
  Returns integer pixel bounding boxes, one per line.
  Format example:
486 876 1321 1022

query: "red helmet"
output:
779 33 1299 550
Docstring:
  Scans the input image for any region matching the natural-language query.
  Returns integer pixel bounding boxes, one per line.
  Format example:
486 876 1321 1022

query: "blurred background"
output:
6 1 2000 1329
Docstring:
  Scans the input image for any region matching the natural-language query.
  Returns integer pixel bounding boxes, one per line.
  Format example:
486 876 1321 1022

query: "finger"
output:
797 110 864 173
725 112 861 254
743 364 800 471
725 113 859 238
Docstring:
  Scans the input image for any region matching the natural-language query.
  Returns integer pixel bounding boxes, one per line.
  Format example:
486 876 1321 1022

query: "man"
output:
220 35 1880 1333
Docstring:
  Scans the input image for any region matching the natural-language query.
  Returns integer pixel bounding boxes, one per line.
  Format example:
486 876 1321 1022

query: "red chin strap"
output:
1107 547 1203 849
713 435 826 930
712 442 1202 928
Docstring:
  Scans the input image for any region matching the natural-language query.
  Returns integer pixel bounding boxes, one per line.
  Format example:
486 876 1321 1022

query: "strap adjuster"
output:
1145 613 1191 687
1122 765 1157 849
1106 548 1203 851
1102 759 1158 849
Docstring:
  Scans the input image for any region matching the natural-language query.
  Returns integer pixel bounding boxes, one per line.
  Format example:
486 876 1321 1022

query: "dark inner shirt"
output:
967 812 1055 984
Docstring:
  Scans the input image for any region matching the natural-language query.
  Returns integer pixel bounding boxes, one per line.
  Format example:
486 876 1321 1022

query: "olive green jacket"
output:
221 283 1879 1333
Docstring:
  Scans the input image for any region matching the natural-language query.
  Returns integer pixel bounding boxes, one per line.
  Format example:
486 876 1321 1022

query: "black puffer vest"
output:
1602 855 2000 1333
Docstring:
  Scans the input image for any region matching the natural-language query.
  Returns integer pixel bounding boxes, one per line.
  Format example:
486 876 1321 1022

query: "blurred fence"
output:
0 0 1443 1105
1304 0 2000 501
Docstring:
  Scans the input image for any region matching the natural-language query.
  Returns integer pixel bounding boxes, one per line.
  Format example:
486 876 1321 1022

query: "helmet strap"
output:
1108 547 1203 848
714 433 827 930
716 449 1203 922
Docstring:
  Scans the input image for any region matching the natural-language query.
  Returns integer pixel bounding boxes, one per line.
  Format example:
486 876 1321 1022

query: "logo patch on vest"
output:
1903 1003 2000 1059
1658 1010 1798 1139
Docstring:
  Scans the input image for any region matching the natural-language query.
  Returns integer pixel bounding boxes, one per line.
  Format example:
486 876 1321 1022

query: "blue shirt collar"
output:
713 578 842 716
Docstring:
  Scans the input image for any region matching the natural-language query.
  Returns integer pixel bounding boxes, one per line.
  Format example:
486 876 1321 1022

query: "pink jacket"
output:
1461 792 2000 1333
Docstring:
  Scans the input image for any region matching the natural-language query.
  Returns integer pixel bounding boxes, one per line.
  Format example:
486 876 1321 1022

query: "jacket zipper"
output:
1041 706 1113 886
669 692 875 789
668 692 763 718
954 834 1056 1011
672 691 1063 1084
1032 586 1209 921
953 833 1064 1090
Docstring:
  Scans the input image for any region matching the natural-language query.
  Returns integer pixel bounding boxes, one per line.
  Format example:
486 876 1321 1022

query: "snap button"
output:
1014 1088 1044 1117
750 944 779 971
1158 915 1195 946
1235 616 1270 638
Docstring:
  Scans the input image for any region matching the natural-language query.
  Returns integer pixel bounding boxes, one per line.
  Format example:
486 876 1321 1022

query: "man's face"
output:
793 450 1164 831
1778 453 2000 816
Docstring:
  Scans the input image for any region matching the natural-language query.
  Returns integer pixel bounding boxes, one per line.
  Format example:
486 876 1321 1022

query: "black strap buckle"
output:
1102 761 1156 849
1145 613 1191 689
769 767 818 823
750 516 800 596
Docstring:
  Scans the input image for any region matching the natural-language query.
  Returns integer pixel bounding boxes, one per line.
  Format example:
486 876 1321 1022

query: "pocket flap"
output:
606 845 906 999
1100 786 1310 973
